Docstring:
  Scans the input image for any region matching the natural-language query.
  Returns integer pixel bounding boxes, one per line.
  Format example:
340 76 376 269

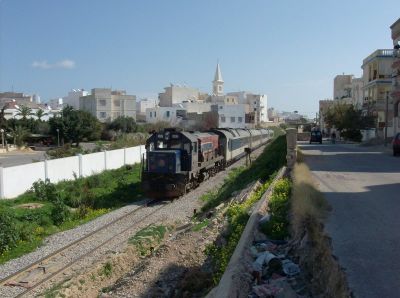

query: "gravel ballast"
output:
0 143 269 298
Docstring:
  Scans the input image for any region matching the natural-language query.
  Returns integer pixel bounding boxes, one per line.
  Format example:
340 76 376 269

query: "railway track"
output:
0 199 164 297
0 141 272 297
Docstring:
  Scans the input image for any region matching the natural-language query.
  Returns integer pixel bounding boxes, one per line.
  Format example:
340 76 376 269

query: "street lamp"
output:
56 128 60 147
0 129 4 148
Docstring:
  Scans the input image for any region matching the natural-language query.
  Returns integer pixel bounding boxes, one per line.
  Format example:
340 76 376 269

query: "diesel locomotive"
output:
141 128 273 198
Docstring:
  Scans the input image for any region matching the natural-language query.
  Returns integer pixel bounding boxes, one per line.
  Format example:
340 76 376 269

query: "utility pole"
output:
384 91 389 147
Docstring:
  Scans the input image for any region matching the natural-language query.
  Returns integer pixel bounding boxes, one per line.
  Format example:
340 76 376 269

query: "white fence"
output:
0 145 145 199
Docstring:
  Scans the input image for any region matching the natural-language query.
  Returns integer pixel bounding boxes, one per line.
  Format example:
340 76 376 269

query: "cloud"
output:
32 59 76 69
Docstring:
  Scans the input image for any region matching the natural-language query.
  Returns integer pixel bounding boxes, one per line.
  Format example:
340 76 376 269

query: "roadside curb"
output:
207 166 288 298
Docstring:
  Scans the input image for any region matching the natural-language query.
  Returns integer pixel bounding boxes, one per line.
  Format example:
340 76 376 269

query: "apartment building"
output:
80 88 136 122
334 75 353 102
63 89 88 110
212 104 246 129
136 98 157 122
146 106 186 124
391 18 400 136
226 91 268 127
158 84 200 107
361 49 394 136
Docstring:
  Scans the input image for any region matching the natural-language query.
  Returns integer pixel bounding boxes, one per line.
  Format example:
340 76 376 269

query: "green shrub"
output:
51 198 70 225
31 179 57 202
0 208 20 254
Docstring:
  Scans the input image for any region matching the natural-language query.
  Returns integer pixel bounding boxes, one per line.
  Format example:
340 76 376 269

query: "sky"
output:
0 0 399 118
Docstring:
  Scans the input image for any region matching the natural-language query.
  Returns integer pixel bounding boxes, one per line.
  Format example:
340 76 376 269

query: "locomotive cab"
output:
142 129 198 198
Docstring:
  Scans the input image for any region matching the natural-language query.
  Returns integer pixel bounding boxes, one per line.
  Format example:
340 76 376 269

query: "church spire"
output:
212 62 224 96
214 63 223 82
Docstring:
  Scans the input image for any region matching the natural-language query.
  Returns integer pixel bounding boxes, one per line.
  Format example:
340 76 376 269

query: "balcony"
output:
362 49 394 66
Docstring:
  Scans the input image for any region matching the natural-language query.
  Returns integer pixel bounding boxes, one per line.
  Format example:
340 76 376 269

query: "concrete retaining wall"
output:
207 166 287 298
0 145 145 199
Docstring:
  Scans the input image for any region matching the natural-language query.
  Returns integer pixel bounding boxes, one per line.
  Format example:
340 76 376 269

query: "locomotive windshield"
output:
147 150 181 174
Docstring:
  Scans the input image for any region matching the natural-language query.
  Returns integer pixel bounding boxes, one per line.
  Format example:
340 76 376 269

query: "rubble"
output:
248 240 308 298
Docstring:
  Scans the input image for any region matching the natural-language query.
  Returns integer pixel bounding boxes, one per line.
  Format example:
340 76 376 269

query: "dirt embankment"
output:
289 162 351 298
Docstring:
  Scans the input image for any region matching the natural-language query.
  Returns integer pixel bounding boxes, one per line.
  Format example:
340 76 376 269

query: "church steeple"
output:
212 63 224 96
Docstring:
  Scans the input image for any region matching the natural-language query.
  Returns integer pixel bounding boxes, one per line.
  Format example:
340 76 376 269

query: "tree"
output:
16 105 33 120
324 103 375 141
10 126 29 147
49 106 102 146
107 116 137 133
35 109 47 121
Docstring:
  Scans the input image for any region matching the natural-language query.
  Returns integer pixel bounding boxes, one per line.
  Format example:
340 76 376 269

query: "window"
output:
114 99 120 107
221 116 226 123
219 106 223 109
238 117 243 122
100 112 106 118
254 108 257 111
154 112 157 117
166 111 170 117
99 99 106 106
150 112 153 117
231 117 235 122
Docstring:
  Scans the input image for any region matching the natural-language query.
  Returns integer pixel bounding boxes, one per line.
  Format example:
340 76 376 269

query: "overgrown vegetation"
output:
201 134 286 211
260 178 291 240
101 261 113 277
290 159 350 297
0 164 142 264
128 225 168 256
324 102 375 142
206 181 271 284
290 162 330 240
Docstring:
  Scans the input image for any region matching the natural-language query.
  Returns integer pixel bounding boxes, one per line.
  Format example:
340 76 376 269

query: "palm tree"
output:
10 126 29 148
15 105 34 120
35 109 47 121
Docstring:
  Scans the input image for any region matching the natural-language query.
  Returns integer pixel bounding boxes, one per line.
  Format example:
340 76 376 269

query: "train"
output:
141 128 274 198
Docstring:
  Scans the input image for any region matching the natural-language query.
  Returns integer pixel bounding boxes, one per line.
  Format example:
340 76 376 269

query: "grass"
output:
43 278 70 298
101 261 113 277
206 180 271 284
192 219 210 232
201 135 287 211
290 162 331 239
128 225 168 256
260 178 291 240
0 164 143 264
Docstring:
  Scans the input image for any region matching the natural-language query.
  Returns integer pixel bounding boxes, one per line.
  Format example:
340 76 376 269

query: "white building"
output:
213 104 246 128
63 89 89 110
226 91 268 126
158 84 200 107
351 78 364 108
2 101 54 121
146 106 186 124
136 98 157 122
80 88 136 122
48 98 63 110
334 74 353 101
361 49 394 137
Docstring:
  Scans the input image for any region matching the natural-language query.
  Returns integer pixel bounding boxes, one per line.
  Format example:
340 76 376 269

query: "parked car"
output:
393 133 400 156
309 130 322 144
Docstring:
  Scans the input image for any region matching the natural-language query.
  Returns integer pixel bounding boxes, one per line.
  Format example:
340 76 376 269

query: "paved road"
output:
0 151 47 167
300 142 400 298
